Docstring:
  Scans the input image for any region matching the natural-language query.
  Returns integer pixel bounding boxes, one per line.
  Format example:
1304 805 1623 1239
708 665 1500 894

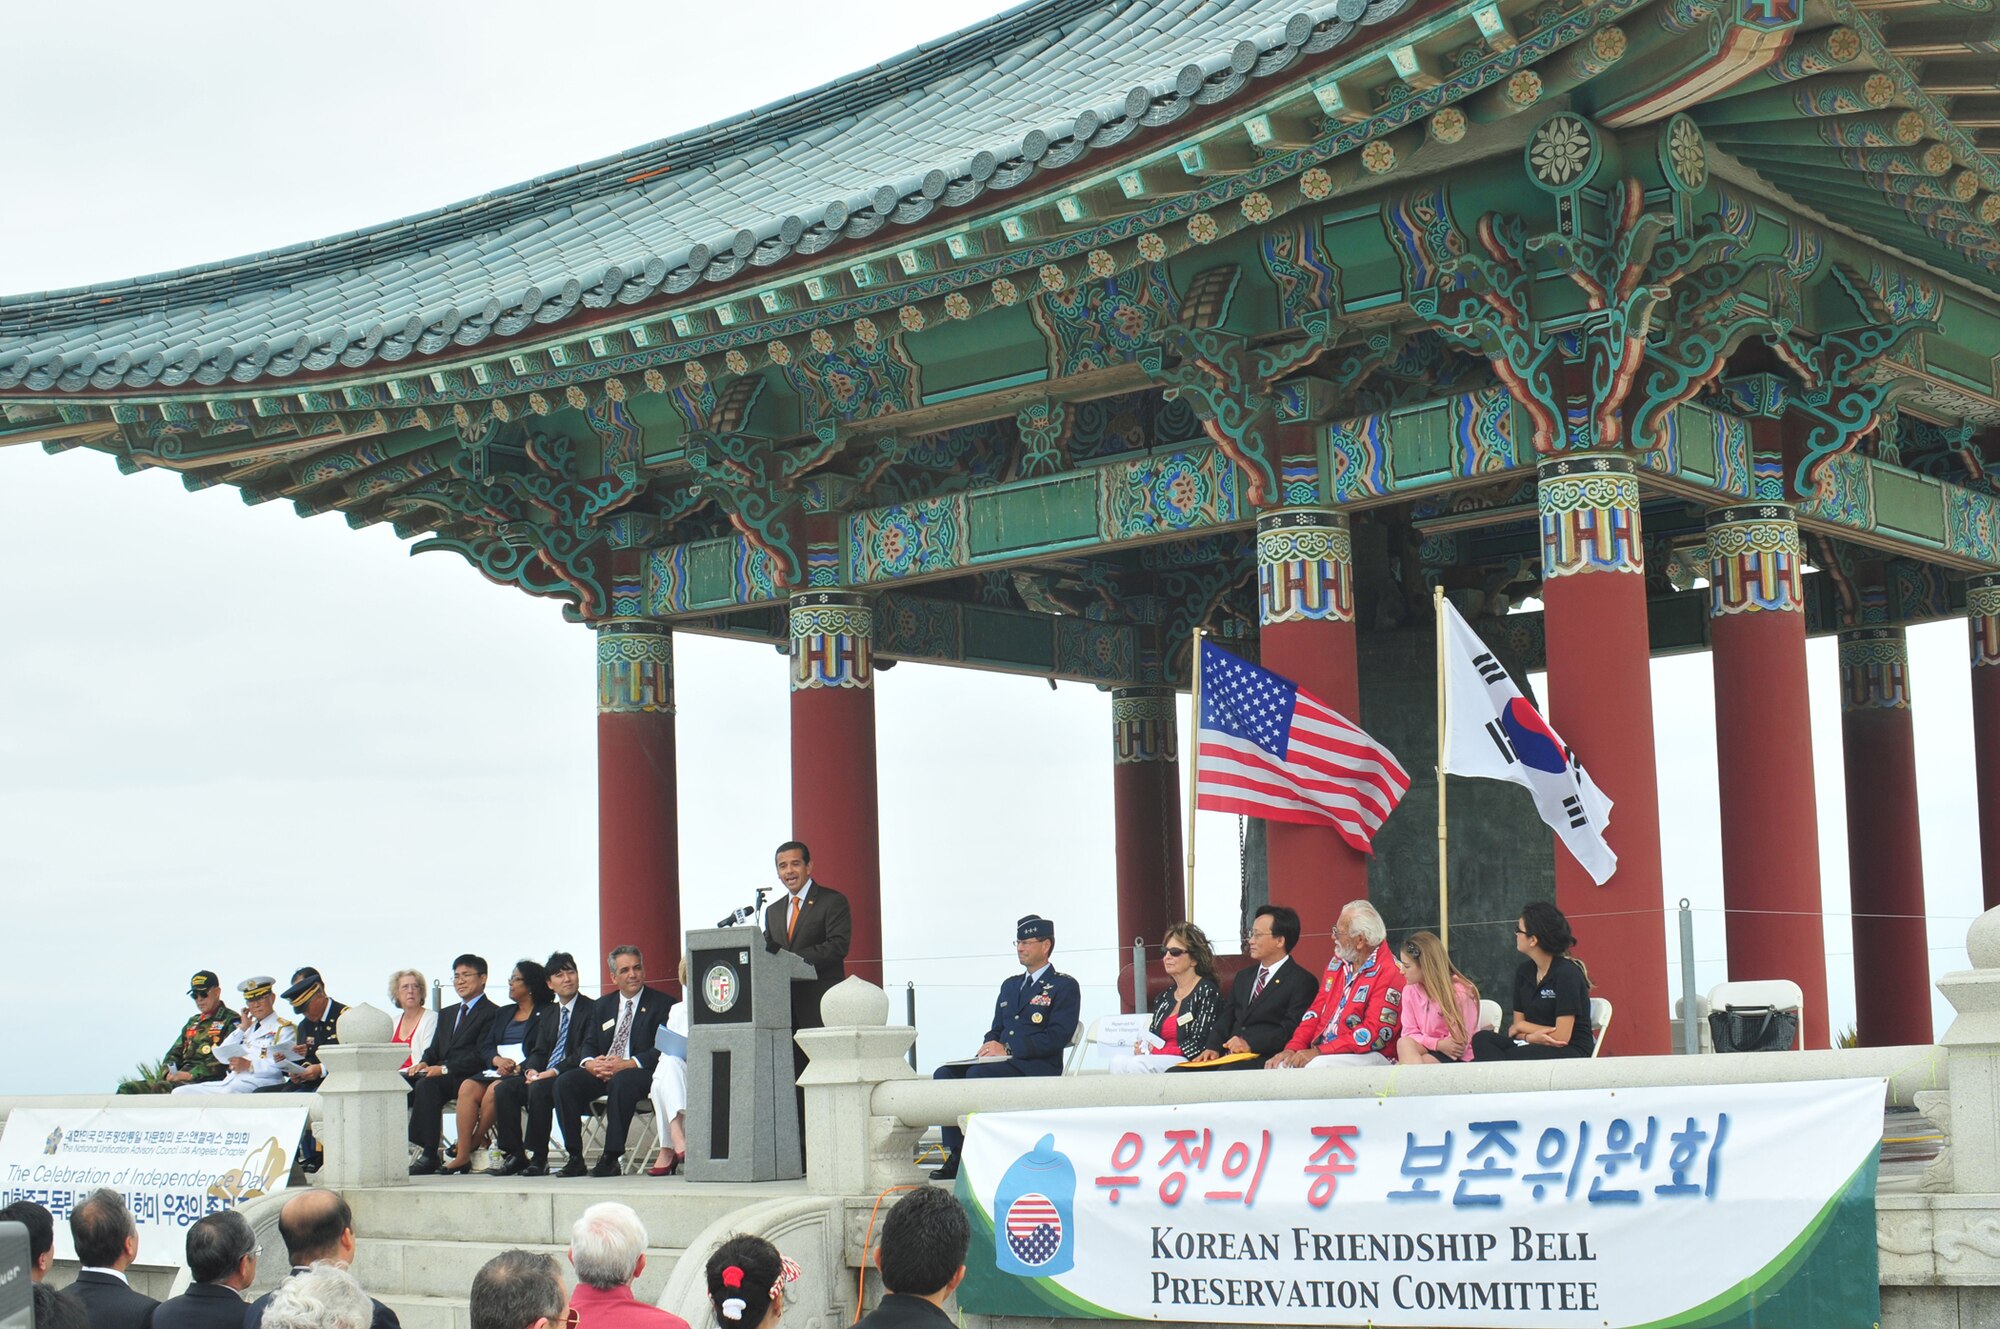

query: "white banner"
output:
956 1078 1882 1328
0 1106 307 1264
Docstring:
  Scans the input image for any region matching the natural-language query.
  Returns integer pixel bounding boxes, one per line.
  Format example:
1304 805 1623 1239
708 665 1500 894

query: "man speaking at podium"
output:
764 840 852 1079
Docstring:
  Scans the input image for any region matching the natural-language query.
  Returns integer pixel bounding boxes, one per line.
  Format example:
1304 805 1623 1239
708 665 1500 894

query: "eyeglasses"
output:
1514 927 1529 936
1162 947 1188 958
1244 930 1272 940
563 1309 581 1329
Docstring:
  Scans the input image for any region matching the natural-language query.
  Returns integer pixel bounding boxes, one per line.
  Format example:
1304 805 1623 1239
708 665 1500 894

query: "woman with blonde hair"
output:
1395 931 1480 1064
387 969 436 1078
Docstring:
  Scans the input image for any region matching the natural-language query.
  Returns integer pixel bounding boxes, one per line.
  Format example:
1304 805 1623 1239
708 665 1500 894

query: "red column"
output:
1971 576 2000 912
1840 626 1931 1044
1113 687 1184 1010
789 591 881 985
1706 504 1829 1046
596 620 681 991
1256 506 1363 975
1536 455 1669 1055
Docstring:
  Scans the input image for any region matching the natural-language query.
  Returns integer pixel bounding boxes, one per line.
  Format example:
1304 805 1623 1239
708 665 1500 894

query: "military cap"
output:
1016 914 1054 942
188 970 220 998
239 976 276 1001
282 968 324 1004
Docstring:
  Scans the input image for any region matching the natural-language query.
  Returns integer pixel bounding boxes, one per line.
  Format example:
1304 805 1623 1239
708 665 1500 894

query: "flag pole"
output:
1184 627 1204 923
1434 585 1450 953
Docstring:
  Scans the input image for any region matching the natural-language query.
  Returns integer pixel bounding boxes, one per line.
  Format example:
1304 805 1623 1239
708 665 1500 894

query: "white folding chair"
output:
1476 1000 1502 1034
1588 997 1613 1059
1706 979 1806 1051
1061 1018 1092 1075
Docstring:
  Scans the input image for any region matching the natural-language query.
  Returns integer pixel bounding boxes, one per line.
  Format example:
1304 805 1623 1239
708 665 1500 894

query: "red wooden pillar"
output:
789 591 881 985
1840 625 1931 1044
1256 506 1363 975
1970 575 2000 912
596 620 682 990
1536 455 1669 1055
1113 686 1183 1010
1706 504 1829 1046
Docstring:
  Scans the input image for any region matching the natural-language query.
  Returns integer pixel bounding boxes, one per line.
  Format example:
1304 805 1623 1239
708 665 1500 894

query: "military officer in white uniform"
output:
173 977 298 1095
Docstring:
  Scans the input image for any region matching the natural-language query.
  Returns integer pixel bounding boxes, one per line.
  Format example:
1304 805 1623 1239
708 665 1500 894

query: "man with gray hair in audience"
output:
1267 899 1408 1068
261 1264 374 1329
471 1251 568 1329
566 1203 689 1329
152 1210 258 1329
68 1188 159 1329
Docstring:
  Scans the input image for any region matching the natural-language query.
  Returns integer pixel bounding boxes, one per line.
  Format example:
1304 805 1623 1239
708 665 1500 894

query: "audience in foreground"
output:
855 1188 968 1329
35 1285 91 1329
69 1187 159 1329
248 1189 401 1329
261 1264 374 1329
152 1211 257 1329
704 1236 798 1329
471 1250 568 1329
566 1202 690 1329
0 1198 53 1282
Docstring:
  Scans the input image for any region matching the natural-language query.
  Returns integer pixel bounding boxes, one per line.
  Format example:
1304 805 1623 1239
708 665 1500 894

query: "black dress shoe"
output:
409 1153 442 1176
589 1158 623 1178
493 1154 527 1177
556 1159 588 1178
522 1164 549 1178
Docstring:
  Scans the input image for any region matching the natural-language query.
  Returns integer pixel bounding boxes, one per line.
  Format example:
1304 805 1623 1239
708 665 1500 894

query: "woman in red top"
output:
1111 922 1221 1073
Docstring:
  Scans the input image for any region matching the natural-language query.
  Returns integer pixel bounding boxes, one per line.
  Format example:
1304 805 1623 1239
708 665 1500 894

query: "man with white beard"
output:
1265 901 1406 1069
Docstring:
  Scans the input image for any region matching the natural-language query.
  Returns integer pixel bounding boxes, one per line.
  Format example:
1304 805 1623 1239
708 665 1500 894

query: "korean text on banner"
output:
0 1105 308 1265
956 1077 1883 1328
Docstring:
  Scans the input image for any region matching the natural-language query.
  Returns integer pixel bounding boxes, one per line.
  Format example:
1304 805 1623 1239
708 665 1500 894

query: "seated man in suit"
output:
246 1190 400 1329
68 1188 159 1329
765 839 852 1075
407 953 499 1175
151 1211 257 1329
1178 904 1316 1070
555 945 674 1177
930 914 1079 1181
492 950 589 1176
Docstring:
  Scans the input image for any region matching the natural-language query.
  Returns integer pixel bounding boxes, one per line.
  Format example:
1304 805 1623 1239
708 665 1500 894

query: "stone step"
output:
343 1176 805 1249
375 1294 470 1329
353 1237 681 1303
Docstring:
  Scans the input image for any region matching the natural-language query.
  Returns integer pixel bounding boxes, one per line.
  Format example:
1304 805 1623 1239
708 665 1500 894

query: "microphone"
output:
716 904 757 928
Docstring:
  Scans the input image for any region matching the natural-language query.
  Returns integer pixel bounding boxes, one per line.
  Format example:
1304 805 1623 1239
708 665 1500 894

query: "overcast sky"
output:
0 2 1986 1095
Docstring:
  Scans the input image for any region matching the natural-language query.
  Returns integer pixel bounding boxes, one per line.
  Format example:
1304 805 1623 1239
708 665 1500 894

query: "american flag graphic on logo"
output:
1003 1192 1062 1267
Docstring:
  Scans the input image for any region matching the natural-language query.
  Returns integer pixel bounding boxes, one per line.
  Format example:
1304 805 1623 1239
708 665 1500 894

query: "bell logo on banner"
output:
993 1134 1077 1276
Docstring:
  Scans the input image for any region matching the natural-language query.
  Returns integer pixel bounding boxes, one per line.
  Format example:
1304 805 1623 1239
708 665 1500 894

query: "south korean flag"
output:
1439 597 1618 884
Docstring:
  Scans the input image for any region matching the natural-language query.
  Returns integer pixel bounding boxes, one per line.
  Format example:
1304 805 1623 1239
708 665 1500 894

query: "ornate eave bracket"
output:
684 420 843 589
1137 307 1340 507
1768 317 1938 496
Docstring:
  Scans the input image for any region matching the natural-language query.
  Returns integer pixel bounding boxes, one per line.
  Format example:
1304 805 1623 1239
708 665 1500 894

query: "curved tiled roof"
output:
0 0 1404 395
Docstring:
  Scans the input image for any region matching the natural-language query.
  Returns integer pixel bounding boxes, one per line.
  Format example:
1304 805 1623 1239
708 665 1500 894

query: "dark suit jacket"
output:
764 880 852 1030
70 1270 158 1329
524 995 589 1074
579 988 675 1075
478 1001 551 1070
1204 956 1316 1059
422 995 500 1077
151 1283 245 1329
247 1271 401 1329
854 1293 955 1329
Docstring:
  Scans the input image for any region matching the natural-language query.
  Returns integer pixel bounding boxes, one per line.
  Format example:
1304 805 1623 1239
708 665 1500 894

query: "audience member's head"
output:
1161 922 1217 984
568 1202 648 1291
284 968 331 1018
186 1209 258 1288
262 1262 372 1329
705 1236 794 1329
607 946 645 997
71 1188 138 1270
1518 901 1578 958
278 1189 356 1269
876 1187 969 1304
0 1199 53 1280
1014 914 1055 969
470 1250 567 1329
1250 904 1300 958
1333 899 1387 968
508 960 552 1008
34 1284 90 1329
452 955 489 1003
390 969 427 1012
545 952 580 1004
189 969 225 1018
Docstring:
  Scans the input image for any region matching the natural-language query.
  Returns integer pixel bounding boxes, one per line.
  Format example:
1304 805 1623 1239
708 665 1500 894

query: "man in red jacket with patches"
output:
1267 900 1405 1068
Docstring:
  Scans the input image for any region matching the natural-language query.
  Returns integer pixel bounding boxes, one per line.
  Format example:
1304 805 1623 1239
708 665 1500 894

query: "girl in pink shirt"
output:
1396 931 1480 1064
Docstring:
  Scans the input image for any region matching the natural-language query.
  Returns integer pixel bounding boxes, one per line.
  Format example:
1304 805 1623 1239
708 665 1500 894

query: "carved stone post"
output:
1937 909 2000 1194
794 978 921 1197
315 1003 411 1188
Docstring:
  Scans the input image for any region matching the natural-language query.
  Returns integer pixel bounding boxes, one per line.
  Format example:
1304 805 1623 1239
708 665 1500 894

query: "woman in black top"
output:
442 959 552 1172
1470 901 1594 1061
1112 922 1223 1072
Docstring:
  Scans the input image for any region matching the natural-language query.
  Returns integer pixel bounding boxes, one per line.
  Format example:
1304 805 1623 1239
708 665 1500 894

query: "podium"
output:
683 925 816 1181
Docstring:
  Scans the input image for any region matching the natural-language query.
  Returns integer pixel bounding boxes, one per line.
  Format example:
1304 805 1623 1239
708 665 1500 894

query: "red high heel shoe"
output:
645 1152 685 1177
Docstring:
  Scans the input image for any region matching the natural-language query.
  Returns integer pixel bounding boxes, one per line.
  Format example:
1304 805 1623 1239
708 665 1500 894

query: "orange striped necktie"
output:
788 895 800 942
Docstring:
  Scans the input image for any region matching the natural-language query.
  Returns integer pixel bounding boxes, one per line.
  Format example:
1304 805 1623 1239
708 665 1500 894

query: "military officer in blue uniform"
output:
930 914 1080 1180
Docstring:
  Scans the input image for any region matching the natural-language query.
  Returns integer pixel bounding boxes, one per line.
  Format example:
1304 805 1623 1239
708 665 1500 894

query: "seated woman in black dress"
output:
1470 901 1594 1061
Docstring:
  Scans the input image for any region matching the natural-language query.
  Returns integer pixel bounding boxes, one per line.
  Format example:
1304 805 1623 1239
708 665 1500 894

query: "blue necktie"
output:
550 1004 572 1064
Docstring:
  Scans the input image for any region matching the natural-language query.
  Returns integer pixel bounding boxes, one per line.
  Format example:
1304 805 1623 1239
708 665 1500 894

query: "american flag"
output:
1196 640 1410 852
1004 1192 1063 1266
